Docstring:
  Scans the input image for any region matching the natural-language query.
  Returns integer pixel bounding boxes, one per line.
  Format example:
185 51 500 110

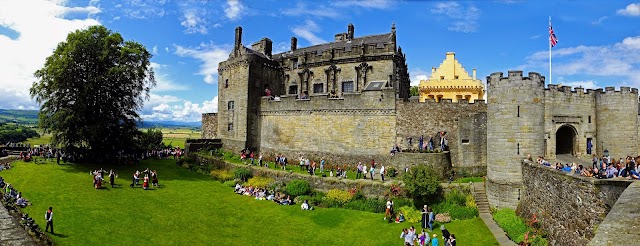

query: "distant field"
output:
22 128 201 149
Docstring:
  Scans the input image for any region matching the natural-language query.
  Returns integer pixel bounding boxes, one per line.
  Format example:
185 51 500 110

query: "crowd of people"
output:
233 183 293 206
129 168 159 190
392 132 449 156
400 225 456 246
1 177 30 208
535 154 640 180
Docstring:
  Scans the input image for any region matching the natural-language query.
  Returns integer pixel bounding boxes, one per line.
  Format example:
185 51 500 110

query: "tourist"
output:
448 234 456 246
421 205 429 229
384 199 394 221
428 135 434 151
44 207 54 234
258 154 263 167
400 227 417 246
109 170 116 188
396 212 406 223
311 161 316 175
299 158 305 171
418 135 424 151
418 229 428 246
441 225 450 244
362 164 367 179
305 158 310 171
380 165 386 182
370 165 375 180
281 196 291 205
301 200 312 210
428 208 435 231
320 158 325 173
143 174 149 190
606 165 617 178
356 162 363 179
431 234 438 246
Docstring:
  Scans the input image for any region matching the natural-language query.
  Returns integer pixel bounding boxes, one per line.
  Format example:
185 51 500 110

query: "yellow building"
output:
419 52 485 102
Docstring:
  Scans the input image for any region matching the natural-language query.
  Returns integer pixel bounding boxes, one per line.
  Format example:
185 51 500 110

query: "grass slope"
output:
0 160 497 245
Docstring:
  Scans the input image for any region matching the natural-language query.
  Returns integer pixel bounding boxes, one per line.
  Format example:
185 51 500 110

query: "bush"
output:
223 180 237 187
285 179 311 197
294 192 324 206
431 202 478 220
444 187 469 207
435 213 451 223
386 166 398 178
234 168 252 182
465 194 476 208
211 169 235 182
390 197 413 210
344 198 386 213
402 165 441 204
398 206 422 223
493 208 529 242
325 189 353 205
245 176 274 189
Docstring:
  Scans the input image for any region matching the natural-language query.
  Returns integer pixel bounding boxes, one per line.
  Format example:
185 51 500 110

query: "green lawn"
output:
23 133 52 146
0 159 497 245
158 127 200 148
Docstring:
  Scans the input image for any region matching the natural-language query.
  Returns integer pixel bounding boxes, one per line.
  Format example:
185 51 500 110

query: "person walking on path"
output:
45 207 54 234
380 165 386 182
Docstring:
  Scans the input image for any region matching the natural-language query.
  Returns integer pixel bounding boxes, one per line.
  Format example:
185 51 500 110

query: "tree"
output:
30 26 155 155
410 86 419 97
402 165 441 205
137 128 164 150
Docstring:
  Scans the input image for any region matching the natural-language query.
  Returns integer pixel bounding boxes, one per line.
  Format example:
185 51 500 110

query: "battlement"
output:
406 97 486 105
202 113 218 116
546 84 639 95
487 71 545 87
260 88 396 113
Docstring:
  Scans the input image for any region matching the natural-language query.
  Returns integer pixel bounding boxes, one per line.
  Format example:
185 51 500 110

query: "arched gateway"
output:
556 124 578 155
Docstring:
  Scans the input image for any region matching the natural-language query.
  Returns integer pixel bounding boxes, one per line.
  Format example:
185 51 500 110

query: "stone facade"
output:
418 52 484 103
518 161 632 246
486 71 640 209
201 113 218 139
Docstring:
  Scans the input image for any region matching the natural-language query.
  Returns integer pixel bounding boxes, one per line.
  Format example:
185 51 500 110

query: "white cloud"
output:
150 62 189 92
617 3 640 16
331 0 394 9
152 45 158 55
174 43 232 84
165 47 169 53
291 20 327 45
523 36 640 86
0 0 100 110
122 0 167 19
272 42 289 54
180 8 208 34
113 16 121 20
282 2 340 19
142 95 218 122
224 0 245 20
409 68 430 86
592 16 608 25
556 79 600 89
431 2 480 33
530 34 541 40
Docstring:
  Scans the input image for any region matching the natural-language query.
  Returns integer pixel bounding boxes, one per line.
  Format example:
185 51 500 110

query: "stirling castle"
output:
201 24 640 210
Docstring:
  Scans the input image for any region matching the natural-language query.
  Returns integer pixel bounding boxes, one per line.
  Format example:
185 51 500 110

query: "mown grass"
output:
0 159 498 245
452 177 485 183
159 127 200 148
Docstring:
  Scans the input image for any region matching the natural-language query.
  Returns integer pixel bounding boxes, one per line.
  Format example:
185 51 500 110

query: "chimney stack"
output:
473 69 477 80
347 23 354 40
291 37 297 51
234 26 242 49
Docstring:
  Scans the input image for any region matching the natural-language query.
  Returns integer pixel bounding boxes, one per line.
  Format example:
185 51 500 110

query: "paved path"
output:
473 182 517 246
0 205 37 246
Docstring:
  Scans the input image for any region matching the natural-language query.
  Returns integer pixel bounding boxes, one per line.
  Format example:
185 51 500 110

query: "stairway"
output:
473 182 491 214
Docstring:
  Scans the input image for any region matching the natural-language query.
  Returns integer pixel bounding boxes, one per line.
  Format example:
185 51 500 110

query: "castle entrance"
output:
556 125 577 155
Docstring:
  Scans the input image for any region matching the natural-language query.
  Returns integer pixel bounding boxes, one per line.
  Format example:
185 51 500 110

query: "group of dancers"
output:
91 169 117 189
130 168 159 190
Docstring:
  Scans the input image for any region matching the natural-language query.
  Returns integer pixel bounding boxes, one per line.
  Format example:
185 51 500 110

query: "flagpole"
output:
549 16 552 85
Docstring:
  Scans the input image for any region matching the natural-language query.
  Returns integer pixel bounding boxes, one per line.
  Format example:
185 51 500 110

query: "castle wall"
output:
486 71 545 209
595 87 639 158
395 98 487 176
201 113 218 139
258 89 397 164
217 59 250 152
543 85 597 158
519 161 632 246
456 112 487 176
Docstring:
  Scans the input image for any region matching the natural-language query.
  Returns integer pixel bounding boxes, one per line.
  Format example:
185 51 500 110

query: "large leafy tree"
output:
30 25 155 153
402 165 441 206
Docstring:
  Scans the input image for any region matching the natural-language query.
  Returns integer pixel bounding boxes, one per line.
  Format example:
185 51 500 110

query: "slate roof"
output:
271 32 394 59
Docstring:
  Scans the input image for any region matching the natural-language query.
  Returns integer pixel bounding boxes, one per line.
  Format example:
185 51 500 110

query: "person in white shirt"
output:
380 165 386 182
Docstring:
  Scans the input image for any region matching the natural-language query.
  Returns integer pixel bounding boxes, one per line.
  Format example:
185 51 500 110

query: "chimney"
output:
347 23 354 40
234 26 242 49
251 38 273 57
473 69 477 80
291 37 297 51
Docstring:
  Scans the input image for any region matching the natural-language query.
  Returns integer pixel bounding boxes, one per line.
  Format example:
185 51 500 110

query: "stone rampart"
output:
588 181 640 245
518 161 632 246
395 97 486 176
201 113 218 139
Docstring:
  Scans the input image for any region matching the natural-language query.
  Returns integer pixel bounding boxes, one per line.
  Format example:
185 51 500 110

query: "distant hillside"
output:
0 109 201 128
0 109 39 125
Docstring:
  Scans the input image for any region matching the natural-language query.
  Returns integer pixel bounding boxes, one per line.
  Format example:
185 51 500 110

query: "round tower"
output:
486 71 545 209
595 87 639 158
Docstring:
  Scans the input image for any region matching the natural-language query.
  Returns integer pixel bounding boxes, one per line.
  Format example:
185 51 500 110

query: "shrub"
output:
234 168 253 182
390 197 414 210
387 182 405 197
431 202 478 220
386 166 398 178
344 198 386 213
444 187 469 207
402 165 441 204
211 169 234 182
325 189 354 205
294 193 324 206
223 180 237 187
493 208 529 243
465 194 476 208
398 206 422 223
181 163 192 170
285 179 312 197
435 213 451 223
245 176 274 189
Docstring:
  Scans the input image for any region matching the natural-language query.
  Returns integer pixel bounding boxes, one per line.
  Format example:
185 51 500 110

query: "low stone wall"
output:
588 182 640 245
518 161 633 246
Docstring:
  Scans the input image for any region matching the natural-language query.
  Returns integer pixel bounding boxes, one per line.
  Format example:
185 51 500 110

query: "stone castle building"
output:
202 24 640 210
419 52 485 103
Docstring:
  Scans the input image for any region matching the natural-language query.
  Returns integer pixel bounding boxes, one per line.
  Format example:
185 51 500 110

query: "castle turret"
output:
486 71 545 209
595 87 639 158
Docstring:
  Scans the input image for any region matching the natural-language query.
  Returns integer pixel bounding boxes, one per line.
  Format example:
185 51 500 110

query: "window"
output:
224 79 229 88
291 59 298 69
227 123 233 131
588 115 592 123
227 101 234 110
454 76 459 79
313 83 324 94
517 143 520 155
456 95 463 101
342 81 354 93
465 95 471 101
517 106 520 117
462 139 470 144
288 85 298 95
440 76 445 80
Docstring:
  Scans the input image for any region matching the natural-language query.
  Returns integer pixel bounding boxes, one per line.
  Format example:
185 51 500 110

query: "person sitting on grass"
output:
395 212 405 223
234 183 242 193
16 196 28 208
280 196 291 205
301 200 312 210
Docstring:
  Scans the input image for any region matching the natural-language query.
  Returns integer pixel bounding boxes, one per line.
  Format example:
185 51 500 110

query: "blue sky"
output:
1 0 639 122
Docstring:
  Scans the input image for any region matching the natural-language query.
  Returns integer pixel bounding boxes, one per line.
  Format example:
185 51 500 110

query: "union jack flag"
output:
549 20 558 47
